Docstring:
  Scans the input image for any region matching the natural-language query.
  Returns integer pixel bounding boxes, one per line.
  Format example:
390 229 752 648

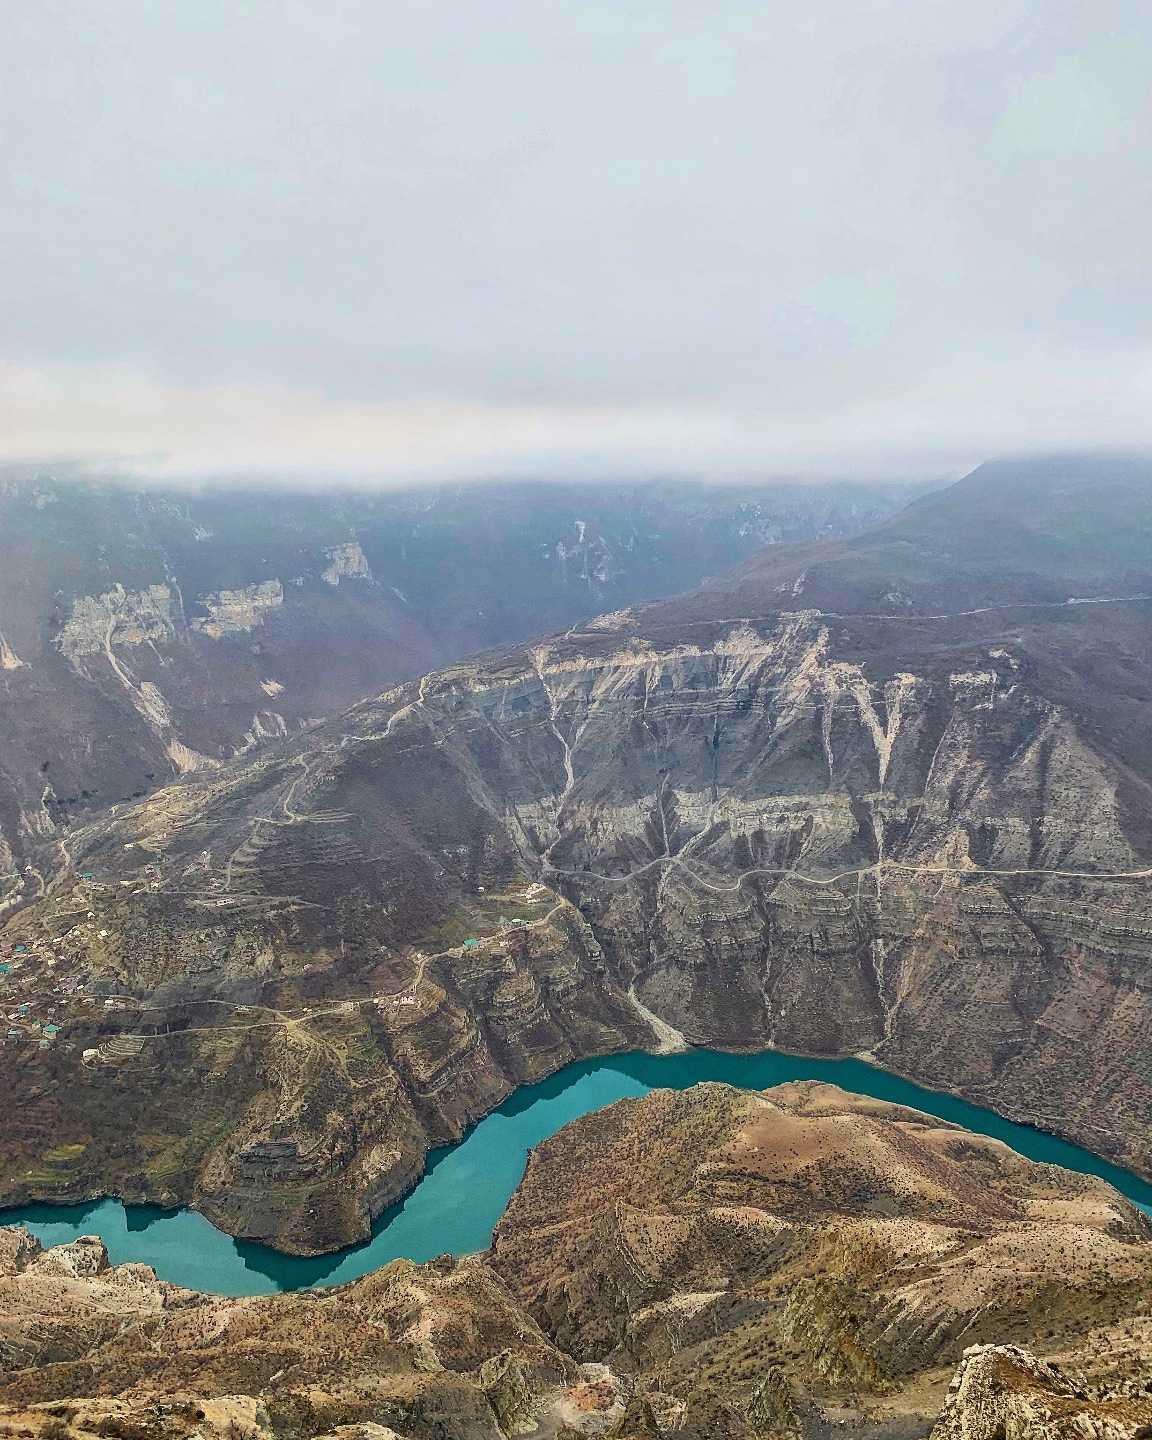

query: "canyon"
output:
1 456 1151 1261
2 1082 1151 1440
0 467 921 911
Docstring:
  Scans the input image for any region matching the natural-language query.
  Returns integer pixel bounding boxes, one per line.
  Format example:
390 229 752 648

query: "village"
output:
0 870 561 1069
0 869 160 1057
372 880 554 1011
0 936 72 1050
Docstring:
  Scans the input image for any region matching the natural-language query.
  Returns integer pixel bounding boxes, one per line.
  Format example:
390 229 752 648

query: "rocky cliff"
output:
932 1345 1152 1440
2 456 1152 1253
0 467 921 912
2 1084 1151 1440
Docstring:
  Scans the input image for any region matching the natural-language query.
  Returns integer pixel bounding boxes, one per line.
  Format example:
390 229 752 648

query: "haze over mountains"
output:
2 454 1151 1269
9 0 1152 1429
0 470 927 908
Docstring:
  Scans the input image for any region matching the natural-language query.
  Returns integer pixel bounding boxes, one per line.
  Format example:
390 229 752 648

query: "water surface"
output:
7 1048 1151 1296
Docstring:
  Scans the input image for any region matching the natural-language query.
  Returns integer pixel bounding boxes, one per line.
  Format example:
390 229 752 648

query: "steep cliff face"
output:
3 1085 1151 1440
0 891 650 1254
3 457 1152 1251
0 468 922 911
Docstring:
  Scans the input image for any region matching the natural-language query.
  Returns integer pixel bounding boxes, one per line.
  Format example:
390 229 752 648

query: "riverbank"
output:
6 1046 1152 1296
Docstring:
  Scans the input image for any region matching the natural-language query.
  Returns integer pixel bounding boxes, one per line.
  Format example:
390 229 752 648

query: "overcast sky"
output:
3 0 1152 482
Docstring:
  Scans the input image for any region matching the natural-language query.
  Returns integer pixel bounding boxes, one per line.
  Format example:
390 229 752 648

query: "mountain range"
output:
0 468 927 909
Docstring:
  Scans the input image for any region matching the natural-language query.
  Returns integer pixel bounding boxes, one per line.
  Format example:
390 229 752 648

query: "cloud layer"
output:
4 0 1152 480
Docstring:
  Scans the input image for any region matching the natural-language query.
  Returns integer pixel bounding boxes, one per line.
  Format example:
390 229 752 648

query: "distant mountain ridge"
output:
0 468 930 907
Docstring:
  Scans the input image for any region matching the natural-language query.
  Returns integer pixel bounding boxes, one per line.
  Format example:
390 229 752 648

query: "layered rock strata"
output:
0 468 914 908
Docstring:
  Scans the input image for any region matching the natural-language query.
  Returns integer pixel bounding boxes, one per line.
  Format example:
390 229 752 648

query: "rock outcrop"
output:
0 1228 576 1440
0 466 914 910
931 1344 1152 1440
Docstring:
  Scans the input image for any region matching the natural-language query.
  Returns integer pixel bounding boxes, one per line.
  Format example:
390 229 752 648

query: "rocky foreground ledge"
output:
2 1082 1151 1440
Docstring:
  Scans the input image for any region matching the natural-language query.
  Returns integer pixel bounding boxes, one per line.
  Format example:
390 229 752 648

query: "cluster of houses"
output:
1 938 72 1048
461 916 530 950
3 995 61 1047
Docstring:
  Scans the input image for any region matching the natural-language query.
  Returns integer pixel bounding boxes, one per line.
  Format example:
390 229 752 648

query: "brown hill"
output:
2 1084 1151 1440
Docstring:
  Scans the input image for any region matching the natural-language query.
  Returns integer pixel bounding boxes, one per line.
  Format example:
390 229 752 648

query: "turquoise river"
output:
5 1048 1151 1296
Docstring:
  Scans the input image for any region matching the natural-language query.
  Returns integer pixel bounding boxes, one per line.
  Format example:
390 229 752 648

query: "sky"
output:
3 0 1152 483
